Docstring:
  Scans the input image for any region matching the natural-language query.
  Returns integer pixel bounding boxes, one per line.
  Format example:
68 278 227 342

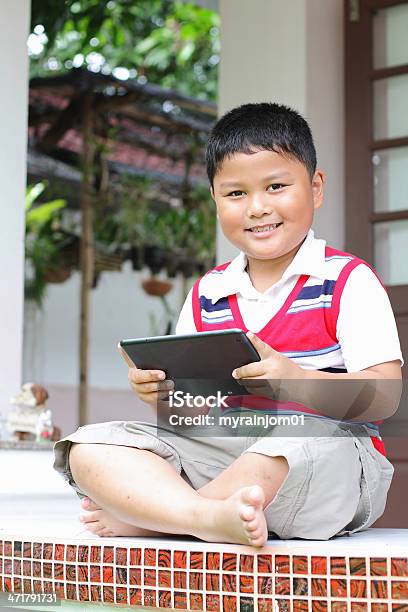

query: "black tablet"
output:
119 328 261 397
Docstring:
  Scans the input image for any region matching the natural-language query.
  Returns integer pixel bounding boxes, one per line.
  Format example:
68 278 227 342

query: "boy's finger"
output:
232 362 266 379
128 368 166 383
135 380 174 394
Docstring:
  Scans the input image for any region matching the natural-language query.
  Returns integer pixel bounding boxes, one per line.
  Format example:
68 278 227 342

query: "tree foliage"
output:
29 0 219 99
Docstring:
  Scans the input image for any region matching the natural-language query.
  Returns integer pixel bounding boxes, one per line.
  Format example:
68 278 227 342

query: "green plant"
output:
25 181 69 307
143 185 216 273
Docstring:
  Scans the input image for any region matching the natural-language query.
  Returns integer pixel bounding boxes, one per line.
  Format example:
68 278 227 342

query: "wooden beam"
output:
78 94 95 427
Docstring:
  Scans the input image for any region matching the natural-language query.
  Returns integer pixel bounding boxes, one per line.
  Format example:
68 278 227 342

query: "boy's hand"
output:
232 331 304 383
118 343 174 406
128 366 175 406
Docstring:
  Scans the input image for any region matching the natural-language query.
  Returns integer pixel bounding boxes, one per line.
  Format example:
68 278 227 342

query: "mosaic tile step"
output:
1 521 408 611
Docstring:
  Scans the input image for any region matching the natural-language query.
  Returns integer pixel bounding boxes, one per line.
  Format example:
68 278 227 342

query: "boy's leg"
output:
69 442 287 546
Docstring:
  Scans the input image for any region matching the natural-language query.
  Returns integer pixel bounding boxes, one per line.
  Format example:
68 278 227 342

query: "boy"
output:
54 103 402 546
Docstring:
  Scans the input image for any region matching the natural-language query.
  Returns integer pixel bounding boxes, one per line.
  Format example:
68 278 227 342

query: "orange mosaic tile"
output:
349 557 366 575
293 577 308 595
275 576 290 595
312 577 327 597
258 599 275 612
240 554 254 572
158 569 171 587
239 574 254 593
206 593 221 611
189 550 203 568
115 547 127 565
330 578 347 598
331 602 347 612
258 575 273 595
370 557 388 576
331 557 347 575
144 547 157 566
206 551 220 570
206 572 220 591
275 554 290 573
350 603 368 612
190 592 204 610
293 555 308 574
102 546 114 563
372 579 388 599
127 547 140 565
222 552 237 572
257 554 273 573
173 549 187 568
392 580 408 600
222 573 236 592
293 599 308 611
350 578 367 598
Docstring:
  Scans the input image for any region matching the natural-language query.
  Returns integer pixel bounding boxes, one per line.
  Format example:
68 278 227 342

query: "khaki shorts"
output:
53 415 393 540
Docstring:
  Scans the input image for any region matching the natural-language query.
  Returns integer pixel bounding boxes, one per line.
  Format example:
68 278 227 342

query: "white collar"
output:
209 229 327 303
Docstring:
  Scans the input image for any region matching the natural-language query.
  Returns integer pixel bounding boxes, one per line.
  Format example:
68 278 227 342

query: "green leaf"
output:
25 182 47 210
178 40 195 64
26 200 66 227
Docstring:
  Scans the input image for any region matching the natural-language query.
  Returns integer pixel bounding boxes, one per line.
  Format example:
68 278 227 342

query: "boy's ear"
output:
312 170 325 210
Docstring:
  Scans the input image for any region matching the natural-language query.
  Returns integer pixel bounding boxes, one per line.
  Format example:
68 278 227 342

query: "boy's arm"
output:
293 359 402 421
233 332 402 422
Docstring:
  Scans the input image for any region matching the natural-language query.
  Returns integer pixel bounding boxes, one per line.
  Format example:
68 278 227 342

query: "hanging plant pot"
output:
141 277 173 297
43 267 72 284
144 245 166 275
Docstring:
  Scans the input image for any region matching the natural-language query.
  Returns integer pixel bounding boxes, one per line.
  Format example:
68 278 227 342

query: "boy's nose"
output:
246 197 272 217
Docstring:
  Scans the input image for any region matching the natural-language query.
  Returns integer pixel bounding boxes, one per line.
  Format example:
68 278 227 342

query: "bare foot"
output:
194 485 268 547
79 497 165 537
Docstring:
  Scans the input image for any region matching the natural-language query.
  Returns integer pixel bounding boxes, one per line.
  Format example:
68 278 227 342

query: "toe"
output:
244 518 259 532
84 521 104 534
240 485 265 508
239 506 255 522
248 485 265 506
98 528 114 537
79 510 101 524
81 497 100 511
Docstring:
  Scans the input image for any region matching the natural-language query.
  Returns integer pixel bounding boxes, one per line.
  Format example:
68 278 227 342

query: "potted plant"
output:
25 182 71 308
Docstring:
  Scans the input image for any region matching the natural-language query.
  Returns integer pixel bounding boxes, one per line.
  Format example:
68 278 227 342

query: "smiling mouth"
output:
247 223 283 233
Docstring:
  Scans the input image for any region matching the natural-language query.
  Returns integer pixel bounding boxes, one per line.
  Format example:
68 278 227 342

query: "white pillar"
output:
0 1 30 416
217 0 344 262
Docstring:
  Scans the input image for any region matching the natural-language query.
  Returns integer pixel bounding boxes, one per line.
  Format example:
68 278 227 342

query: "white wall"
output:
23 264 191 388
217 0 344 262
0 1 30 417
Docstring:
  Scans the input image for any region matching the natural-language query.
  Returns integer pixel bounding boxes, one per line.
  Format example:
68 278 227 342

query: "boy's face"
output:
211 150 324 265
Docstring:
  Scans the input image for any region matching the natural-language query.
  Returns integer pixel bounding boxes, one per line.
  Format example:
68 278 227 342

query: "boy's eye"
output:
227 190 245 197
268 184 284 191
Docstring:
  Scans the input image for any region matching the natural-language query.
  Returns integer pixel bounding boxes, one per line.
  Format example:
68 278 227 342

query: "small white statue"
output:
7 382 60 442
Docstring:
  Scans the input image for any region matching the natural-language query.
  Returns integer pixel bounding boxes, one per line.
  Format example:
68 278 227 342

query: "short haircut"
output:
206 102 317 187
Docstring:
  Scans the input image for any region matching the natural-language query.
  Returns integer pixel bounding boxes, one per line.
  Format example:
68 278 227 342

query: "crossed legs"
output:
69 442 288 547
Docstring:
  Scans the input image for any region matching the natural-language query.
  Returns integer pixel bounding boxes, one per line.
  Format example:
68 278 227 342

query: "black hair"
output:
206 102 317 187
